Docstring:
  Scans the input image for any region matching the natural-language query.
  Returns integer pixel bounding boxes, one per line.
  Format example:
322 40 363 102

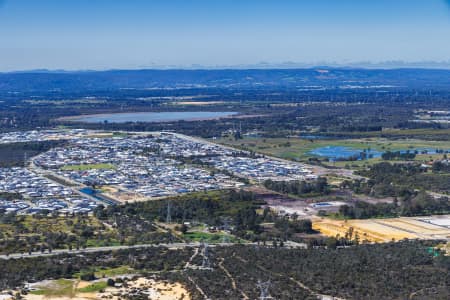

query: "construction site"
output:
313 215 450 243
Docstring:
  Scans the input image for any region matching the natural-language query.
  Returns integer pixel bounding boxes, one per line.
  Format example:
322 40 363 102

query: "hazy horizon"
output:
4 61 450 73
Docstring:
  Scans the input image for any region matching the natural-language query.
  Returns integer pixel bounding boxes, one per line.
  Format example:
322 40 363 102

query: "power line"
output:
201 242 212 270
256 279 273 300
166 200 172 224
222 218 231 243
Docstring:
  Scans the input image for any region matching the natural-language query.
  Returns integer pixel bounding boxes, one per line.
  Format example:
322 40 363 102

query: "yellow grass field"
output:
313 215 450 243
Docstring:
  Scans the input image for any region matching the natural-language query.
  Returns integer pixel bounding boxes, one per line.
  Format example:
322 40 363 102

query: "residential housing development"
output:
0 130 315 214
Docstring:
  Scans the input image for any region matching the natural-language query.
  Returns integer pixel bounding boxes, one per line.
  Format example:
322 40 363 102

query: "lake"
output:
66 111 238 123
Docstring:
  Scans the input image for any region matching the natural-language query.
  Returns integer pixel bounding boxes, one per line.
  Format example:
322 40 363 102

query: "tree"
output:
326 237 338 249
180 224 188 234
107 278 115 287
80 272 95 281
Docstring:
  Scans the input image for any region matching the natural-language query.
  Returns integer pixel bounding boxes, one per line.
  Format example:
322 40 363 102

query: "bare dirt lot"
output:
12 277 190 300
313 215 450 243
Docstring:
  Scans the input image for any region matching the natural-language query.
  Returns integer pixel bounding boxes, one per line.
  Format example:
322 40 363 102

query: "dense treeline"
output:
381 150 416 160
222 241 449 300
337 161 450 218
95 190 273 241
0 140 67 167
94 189 259 227
263 178 329 196
94 189 322 242
432 160 450 173
351 162 450 195
0 212 173 255
0 247 193 291
273 216 315 235
0 241 447 299
0 192 22 201
338 192 450 219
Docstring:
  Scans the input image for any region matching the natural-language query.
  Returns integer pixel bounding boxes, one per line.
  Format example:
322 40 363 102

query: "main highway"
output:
0 242 238 260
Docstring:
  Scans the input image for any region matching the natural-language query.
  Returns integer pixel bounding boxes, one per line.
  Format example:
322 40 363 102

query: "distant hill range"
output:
1 68 450 92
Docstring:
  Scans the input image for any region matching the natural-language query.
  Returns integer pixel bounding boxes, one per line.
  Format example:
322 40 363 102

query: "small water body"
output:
79 187 96 195
407 148 450 155
309 146 450 161
79 187 116 205
70 111 238 123
309 146 382 161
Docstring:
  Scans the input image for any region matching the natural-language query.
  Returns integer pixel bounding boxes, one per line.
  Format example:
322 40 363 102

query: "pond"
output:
65 111 238 123
309 146 450 161
309 146 382 161
79 187 116 205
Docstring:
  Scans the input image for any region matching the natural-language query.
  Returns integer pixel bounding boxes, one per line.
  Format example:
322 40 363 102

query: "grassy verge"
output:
77 281 108 293
184 231 240 243
61 163 116 171
30 279 75 297
94 266 134 277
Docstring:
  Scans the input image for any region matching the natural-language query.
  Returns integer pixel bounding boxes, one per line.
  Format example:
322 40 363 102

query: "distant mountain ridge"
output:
1 68 450 92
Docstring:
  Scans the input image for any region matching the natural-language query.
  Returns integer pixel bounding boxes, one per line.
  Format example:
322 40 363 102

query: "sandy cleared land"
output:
313 215 450 243
16 277 190 300
25 296 94 300
107 277 190 300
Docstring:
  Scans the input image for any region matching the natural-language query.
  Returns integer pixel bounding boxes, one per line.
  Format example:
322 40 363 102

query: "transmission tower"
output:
166 200 172 224
222 234 230 244
201 242 212 270
221 218 231 243
257 280 273 300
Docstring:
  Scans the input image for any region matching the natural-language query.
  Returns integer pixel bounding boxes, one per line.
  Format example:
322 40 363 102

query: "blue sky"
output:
0 0 450 71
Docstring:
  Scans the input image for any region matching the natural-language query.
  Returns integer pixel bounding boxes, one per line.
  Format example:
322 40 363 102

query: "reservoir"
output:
66 111 238 123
